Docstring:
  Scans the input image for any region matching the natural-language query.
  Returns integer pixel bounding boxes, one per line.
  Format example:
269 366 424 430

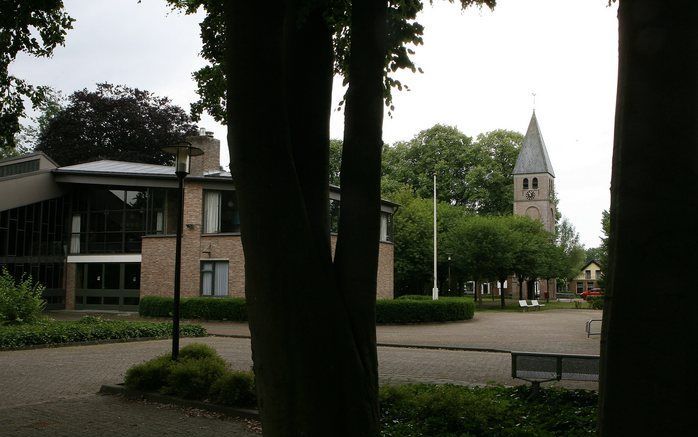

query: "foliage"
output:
0 317 206 349
597 209 610 288
388 188 465 294
382 126 522 214
375 297 474 323
126 343 257 407
165 1 495 122
396 294 432 300
379 384 598 436
329 139 343 186
34 83 198 166
0 267 46 324
210 370 257 408
0 1 74 151
139 296 248 321
555 217 587 281
141 295 471 324
587 296 604 310
164 351 228 399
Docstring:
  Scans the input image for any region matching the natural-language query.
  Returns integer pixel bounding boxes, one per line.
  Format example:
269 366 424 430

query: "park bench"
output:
518 300 532 311
531 299 546 309
585 319 602 338
511 351 600 391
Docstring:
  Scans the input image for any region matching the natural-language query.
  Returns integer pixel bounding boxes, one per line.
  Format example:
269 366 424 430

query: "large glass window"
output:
75 263 141 309
203 190 240 234
70 186 178 254
0 197 65 258
201 261 228 296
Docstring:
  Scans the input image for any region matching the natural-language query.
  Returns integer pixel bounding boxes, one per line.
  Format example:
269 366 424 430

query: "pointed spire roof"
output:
512 111 555 177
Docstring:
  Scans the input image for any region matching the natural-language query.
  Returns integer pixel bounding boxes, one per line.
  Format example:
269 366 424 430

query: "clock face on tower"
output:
525 190 536 200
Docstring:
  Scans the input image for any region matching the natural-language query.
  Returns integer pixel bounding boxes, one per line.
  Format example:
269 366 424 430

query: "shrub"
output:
396 294 432 301
210 371 256 408
0 267 46 324
376 298 474 323
164 353 227 399
139 296 248 321
379 384 597 436
125 355 174 392
588 296 604 310
0 319 206 349
125 343 257 406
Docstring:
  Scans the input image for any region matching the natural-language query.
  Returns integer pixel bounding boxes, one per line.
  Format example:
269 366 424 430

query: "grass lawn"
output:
463 297 591 311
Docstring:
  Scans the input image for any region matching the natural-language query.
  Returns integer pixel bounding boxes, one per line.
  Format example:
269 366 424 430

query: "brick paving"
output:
1 310 600 436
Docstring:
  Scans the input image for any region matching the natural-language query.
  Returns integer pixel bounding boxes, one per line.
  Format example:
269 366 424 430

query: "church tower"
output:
513 111 556 233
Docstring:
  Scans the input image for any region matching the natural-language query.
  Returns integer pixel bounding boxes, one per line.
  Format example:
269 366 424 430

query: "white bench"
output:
518 300 531 311
531 299 546 309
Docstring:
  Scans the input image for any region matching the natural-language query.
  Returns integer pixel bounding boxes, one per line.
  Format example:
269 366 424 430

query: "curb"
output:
99 384 259 419
208 334 510 354
377 343 510 354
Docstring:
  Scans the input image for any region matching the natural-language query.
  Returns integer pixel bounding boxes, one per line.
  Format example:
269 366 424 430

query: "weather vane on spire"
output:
532 91 537 112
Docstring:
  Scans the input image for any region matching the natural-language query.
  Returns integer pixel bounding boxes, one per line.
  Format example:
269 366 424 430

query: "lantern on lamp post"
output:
161 142 203 360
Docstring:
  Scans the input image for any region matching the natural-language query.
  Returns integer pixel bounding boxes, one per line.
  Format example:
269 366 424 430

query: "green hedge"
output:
376 298 474 323
140 296 473 324
0 317 207 349
396 294 432 301
139 296 248 321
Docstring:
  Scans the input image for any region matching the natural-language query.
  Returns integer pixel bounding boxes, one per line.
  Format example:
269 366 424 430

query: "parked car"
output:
580 288 604 300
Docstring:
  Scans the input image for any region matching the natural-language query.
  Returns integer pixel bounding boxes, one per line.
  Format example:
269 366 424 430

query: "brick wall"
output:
65 263 76 309
141 210 394 299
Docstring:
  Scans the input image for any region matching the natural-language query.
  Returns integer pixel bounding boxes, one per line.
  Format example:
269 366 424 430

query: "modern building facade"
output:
0 132 396 311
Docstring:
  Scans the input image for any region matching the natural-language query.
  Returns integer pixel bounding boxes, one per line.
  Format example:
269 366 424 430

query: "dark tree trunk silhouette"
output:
223 0 386 435
598 1 697 435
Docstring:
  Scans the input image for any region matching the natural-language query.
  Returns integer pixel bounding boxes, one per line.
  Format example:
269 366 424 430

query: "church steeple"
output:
513 111 555 177
512 111 556 233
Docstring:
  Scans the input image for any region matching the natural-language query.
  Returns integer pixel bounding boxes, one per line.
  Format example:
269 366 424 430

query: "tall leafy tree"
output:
555 216 587 285
443 215 514 307
0 1 73 151
35 84 198 166
599 1 696 435
220 1 495 433
382 126 522 213
383 124 476 204
468 129 523 214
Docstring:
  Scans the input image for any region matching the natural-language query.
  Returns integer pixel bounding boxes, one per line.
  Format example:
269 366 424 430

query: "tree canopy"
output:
166 0 495 123
34 83 198 166
0 1 74 151
382 125 522 213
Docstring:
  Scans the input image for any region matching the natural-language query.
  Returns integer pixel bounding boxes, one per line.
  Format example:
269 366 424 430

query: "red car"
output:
580 288 604 300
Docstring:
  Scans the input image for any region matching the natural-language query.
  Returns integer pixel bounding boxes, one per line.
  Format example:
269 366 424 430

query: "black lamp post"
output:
161 142 203 360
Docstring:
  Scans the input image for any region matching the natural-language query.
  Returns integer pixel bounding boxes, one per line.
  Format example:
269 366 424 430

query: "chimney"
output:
188 129 221 176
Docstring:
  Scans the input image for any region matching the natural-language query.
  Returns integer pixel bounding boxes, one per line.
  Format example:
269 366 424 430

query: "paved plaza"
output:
1 309 601 436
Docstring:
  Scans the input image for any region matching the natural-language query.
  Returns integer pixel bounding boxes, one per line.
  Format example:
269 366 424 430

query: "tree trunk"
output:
223 1 386 435
334 0 388 432
598 2 697 435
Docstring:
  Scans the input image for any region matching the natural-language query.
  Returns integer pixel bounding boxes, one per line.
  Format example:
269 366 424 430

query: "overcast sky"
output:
12 0 619 248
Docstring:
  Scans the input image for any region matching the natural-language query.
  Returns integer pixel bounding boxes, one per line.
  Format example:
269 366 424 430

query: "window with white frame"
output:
203 190 240 234
201 260 229 296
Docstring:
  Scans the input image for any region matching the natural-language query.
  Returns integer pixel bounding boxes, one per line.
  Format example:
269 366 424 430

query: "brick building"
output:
0 132 396 311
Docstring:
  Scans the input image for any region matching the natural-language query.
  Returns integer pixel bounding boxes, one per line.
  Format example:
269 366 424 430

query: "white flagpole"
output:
432 174 439 300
